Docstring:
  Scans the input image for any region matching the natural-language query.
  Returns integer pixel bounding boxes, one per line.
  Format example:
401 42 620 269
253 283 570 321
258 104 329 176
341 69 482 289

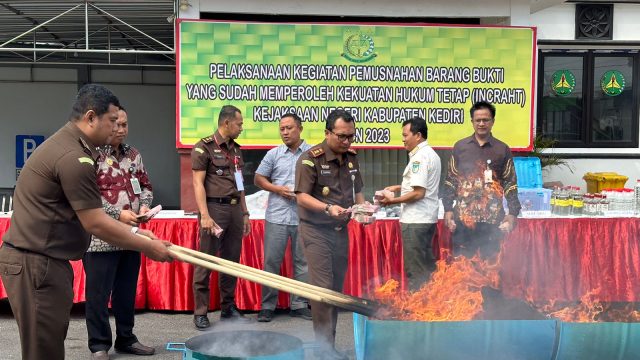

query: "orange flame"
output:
530 288 640 323
373 255 500 321
374 251 640 323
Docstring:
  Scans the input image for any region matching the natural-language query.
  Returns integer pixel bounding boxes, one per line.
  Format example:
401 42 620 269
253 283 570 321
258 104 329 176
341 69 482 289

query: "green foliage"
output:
530 135 573 173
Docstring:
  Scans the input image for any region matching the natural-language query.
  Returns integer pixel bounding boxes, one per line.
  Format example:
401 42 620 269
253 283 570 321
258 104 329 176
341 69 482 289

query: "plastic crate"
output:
513 157 542 189
517 188 552 212
583 172 628 194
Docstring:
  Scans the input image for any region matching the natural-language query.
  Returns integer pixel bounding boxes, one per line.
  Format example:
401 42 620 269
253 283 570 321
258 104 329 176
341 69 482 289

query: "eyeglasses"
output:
473 118 494 124
330 130 356 142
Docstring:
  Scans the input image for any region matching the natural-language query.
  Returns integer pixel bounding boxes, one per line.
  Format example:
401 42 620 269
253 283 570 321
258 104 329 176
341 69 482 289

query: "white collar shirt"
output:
400 141 441 224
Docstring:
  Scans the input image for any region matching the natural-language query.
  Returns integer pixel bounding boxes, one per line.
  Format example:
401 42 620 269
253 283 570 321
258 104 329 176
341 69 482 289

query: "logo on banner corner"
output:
342 30 376 63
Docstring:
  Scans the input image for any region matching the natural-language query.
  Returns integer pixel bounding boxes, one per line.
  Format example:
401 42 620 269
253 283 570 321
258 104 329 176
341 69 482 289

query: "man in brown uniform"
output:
295 109 364 360
0 84 173 360
191 105 252 329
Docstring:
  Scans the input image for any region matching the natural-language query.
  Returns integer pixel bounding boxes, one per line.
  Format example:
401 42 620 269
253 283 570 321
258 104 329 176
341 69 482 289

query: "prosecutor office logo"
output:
550 70 576 96
601 70 625 97
342 32 376 63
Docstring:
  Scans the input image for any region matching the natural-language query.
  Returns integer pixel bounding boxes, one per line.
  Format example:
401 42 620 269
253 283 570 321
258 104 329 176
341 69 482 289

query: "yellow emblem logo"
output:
322 186 330 196
348 162 353 169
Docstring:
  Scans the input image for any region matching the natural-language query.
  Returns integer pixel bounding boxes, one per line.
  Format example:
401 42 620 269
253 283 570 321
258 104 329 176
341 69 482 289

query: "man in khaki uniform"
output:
0 84 172 360
191 105 252 330
295 109 364 360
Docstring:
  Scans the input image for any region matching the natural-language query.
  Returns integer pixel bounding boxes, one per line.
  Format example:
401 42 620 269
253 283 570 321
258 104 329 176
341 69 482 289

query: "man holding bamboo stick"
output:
0 84 172 360
295 109 364 360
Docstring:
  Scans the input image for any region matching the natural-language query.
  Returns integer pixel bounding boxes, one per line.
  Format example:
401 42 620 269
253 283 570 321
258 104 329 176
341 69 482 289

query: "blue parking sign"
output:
16 135 45 168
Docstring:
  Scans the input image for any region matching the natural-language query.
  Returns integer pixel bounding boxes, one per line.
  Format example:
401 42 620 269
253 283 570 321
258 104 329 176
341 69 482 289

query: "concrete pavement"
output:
0 301 356 359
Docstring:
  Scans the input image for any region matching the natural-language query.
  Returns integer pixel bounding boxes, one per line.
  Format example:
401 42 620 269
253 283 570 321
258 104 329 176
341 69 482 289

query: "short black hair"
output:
218 105 241 125
325 109 355 131
119 105 127 113
470 100 496 119
70 84 120 122
402 117 428 140
280 112 302 127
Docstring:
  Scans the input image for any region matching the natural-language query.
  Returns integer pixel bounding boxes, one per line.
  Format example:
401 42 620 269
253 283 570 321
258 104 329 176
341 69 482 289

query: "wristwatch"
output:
324 204 333 216
243 212 250 217
130 226 139 234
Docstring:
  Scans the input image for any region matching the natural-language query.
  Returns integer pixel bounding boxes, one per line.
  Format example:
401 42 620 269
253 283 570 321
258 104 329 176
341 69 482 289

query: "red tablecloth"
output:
1 216 640 310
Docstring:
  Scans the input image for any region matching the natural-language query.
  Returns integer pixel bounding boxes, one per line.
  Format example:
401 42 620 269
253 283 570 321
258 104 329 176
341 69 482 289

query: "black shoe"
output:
289 307 312 320
257 309 274 322
114 341 155 356
193 315 210 330
220 304 252 323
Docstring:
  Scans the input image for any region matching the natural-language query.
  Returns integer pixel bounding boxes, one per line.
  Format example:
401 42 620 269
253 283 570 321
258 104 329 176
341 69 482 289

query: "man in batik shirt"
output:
83 107 155 360
443 101 521 261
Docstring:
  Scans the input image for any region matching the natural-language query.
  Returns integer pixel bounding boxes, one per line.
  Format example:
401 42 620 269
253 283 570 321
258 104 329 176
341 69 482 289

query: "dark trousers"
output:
452 221 503 261
82 250 141 353
193 202 244 315
299 221 349 348
400 222 437 291
0 245 74 360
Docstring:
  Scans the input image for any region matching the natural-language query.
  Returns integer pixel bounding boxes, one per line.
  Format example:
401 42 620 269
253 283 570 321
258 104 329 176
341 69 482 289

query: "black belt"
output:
206 197 239 205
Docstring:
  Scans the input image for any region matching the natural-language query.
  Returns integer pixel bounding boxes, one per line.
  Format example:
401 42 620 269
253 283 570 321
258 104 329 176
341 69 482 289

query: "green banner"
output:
178 20 535 149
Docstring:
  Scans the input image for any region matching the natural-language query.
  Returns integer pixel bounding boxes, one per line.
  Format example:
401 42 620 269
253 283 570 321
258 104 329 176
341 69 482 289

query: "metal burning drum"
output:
354 315 640 360
354 314 558 360
167 330 304 360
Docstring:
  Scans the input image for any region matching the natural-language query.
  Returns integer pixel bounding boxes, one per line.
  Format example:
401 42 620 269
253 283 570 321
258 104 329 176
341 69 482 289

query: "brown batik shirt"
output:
443 133 521 227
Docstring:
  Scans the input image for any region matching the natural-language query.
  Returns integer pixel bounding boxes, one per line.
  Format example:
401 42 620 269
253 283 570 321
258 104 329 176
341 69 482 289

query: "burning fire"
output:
374 254 640 323
531 289 640 323
373 255 500 321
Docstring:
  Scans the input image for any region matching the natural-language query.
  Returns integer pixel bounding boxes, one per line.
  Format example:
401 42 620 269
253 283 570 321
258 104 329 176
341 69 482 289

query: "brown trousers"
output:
0 245 74 360
299 221 349 348
193 202 244 315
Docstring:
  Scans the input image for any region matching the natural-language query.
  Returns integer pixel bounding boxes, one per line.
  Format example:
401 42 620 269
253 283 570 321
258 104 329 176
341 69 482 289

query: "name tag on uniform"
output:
349 169 358 174
213 154 225 159
234 170 244 191
130 178 142 194
484 169 493 184
320 170 331 176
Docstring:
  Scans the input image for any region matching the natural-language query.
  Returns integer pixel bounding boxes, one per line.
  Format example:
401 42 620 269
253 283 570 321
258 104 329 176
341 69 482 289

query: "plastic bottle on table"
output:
571 187 583 216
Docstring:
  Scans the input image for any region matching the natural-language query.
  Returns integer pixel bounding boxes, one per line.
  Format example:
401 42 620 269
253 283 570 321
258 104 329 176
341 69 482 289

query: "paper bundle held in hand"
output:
349 202 380 225
373 190 394 205
212 224 224 237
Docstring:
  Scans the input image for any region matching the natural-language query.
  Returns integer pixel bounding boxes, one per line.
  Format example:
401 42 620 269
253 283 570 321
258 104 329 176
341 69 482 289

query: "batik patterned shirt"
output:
88 143 153 252
443 134 520 227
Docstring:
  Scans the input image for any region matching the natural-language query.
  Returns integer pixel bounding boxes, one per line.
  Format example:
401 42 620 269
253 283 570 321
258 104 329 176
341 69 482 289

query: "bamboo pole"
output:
166 246 381 317
171 244 369 305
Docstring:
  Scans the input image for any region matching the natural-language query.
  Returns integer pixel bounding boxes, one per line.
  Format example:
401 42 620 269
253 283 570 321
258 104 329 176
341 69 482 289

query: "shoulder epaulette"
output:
347 148 358 155
201 136 213 144
310 147 324 158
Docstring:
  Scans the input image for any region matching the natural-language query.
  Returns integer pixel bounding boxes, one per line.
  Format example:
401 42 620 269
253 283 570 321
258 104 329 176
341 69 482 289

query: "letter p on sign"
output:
16 135 45 168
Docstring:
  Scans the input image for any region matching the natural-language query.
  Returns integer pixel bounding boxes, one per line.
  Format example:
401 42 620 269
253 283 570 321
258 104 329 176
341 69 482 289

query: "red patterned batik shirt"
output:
88 143 153 252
